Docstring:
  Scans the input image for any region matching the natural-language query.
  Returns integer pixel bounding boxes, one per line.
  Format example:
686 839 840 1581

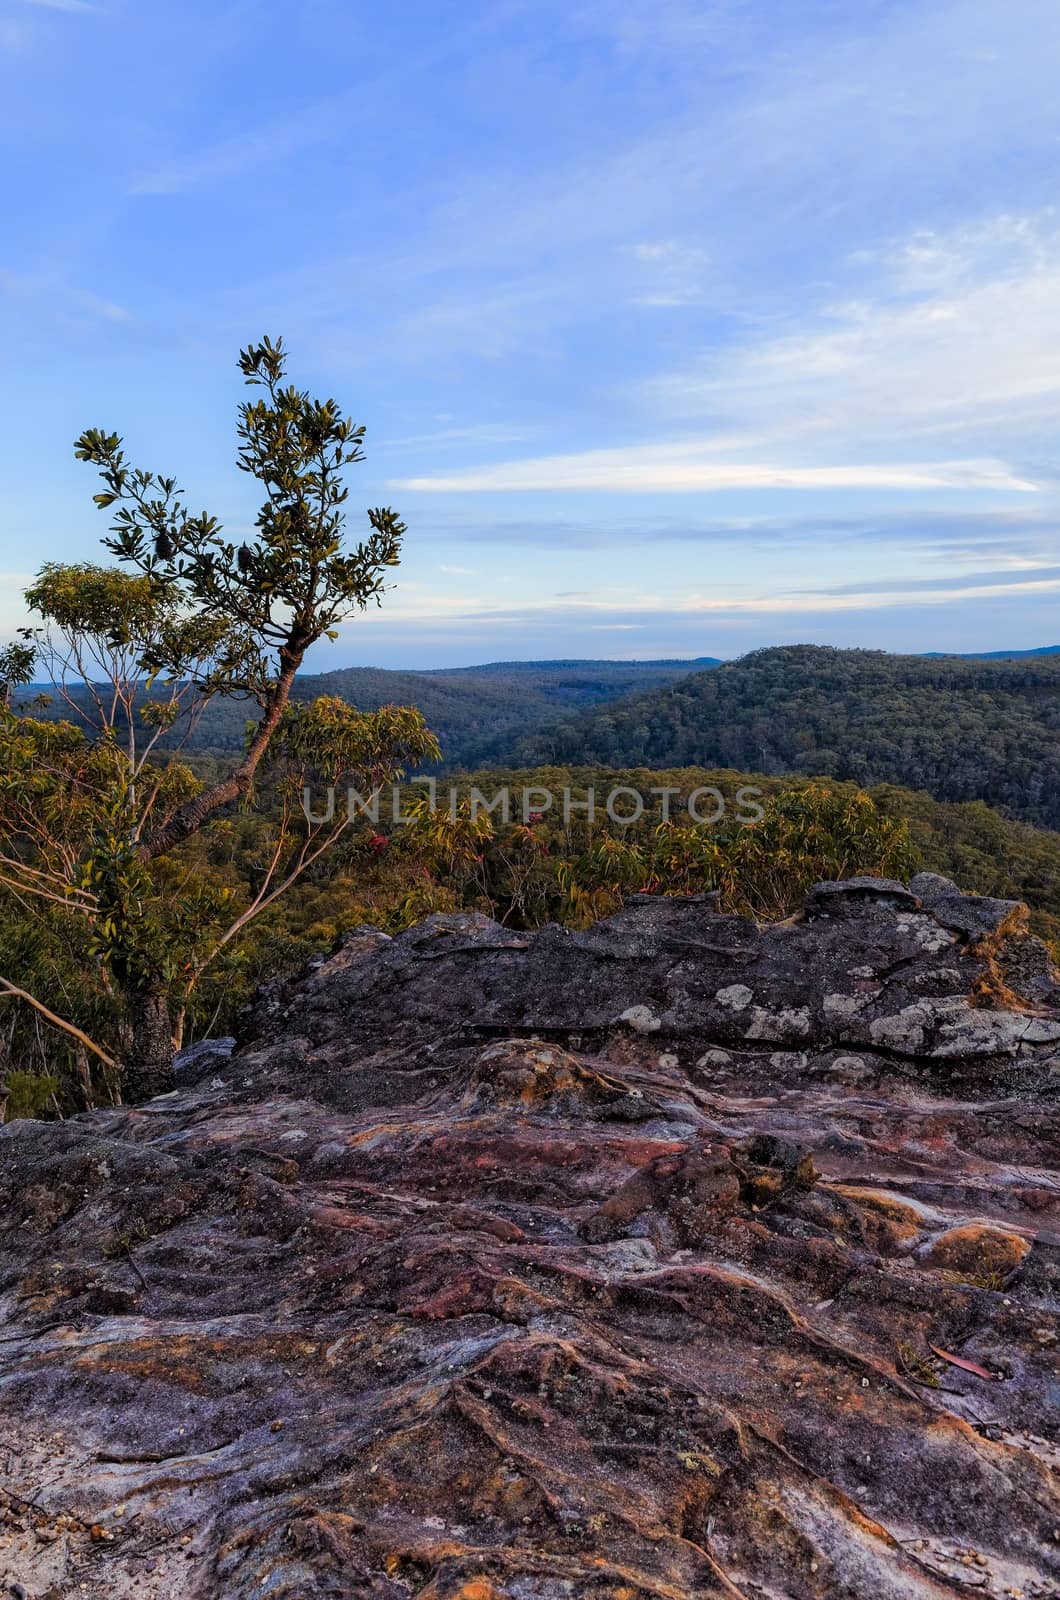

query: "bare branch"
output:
0 977 117 1071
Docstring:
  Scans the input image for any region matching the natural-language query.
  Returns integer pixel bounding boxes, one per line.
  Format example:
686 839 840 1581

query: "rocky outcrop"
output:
0 879 1057 1598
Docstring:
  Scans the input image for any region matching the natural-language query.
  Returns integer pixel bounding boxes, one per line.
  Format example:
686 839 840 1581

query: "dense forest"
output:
30 644 1060 826
26 657 721 770
488 645 1060 828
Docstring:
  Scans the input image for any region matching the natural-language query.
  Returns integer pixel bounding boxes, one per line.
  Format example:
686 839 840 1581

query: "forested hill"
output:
27 657 721 772
486 644 1060 829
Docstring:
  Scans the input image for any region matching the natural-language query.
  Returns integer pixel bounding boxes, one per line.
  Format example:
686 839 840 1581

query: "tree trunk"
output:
137 649 305 862
123 978 176 1103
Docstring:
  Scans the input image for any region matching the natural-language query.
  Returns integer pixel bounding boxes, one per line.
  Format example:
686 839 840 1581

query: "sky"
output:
3 0 1060 668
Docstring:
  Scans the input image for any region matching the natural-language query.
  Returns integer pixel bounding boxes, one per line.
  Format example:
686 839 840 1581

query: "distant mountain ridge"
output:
923 644 1060 659
485 643 1060 828
25 656 724 771
24 642 1060 814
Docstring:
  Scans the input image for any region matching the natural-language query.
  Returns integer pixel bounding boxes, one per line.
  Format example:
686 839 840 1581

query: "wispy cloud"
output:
629 240 710 307
338 576 1060 630
18 0 97 12
0 270 130 326
648 212 1060 455
377 423 530 453
128 11 503 197
130 99 345 195
394 452 1034 495
391 210 1060 504
805 565 1060 597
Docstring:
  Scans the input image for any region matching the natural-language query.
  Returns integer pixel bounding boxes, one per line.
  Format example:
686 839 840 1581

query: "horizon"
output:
301 639 1060 674
5 0 1060 667
22 638 1060 686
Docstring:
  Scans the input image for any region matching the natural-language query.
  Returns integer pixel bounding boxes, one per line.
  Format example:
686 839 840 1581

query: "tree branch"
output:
0 978 117 1071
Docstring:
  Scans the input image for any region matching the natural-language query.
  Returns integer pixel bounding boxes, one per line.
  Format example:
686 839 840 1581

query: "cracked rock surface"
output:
0 876 1057 1598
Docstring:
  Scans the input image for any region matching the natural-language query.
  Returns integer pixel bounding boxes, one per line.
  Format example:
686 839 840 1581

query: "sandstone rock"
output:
805 876 919 916
715 983 753 1010
831 1185 926 1250
909 870 962 905
924 1222 1032 1280
0 879 1057 1597
695 1047 732 1068
868 994 1060 1058
817 1052 875 1084
616 1003 662 1034
929 892 1027 943
583 1139 743 1245
171 1035 235 1085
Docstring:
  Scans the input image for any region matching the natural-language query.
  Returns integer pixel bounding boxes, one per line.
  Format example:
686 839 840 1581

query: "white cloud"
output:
650 212 1060 452
394 451 1034 495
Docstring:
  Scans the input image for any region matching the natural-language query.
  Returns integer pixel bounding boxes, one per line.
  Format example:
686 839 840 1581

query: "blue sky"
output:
3 0 1060 667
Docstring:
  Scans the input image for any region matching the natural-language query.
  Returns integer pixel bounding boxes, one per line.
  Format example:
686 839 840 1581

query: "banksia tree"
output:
0 339 438 1104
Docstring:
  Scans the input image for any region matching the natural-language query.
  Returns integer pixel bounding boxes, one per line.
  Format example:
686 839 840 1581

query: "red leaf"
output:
929 1344 996 1381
